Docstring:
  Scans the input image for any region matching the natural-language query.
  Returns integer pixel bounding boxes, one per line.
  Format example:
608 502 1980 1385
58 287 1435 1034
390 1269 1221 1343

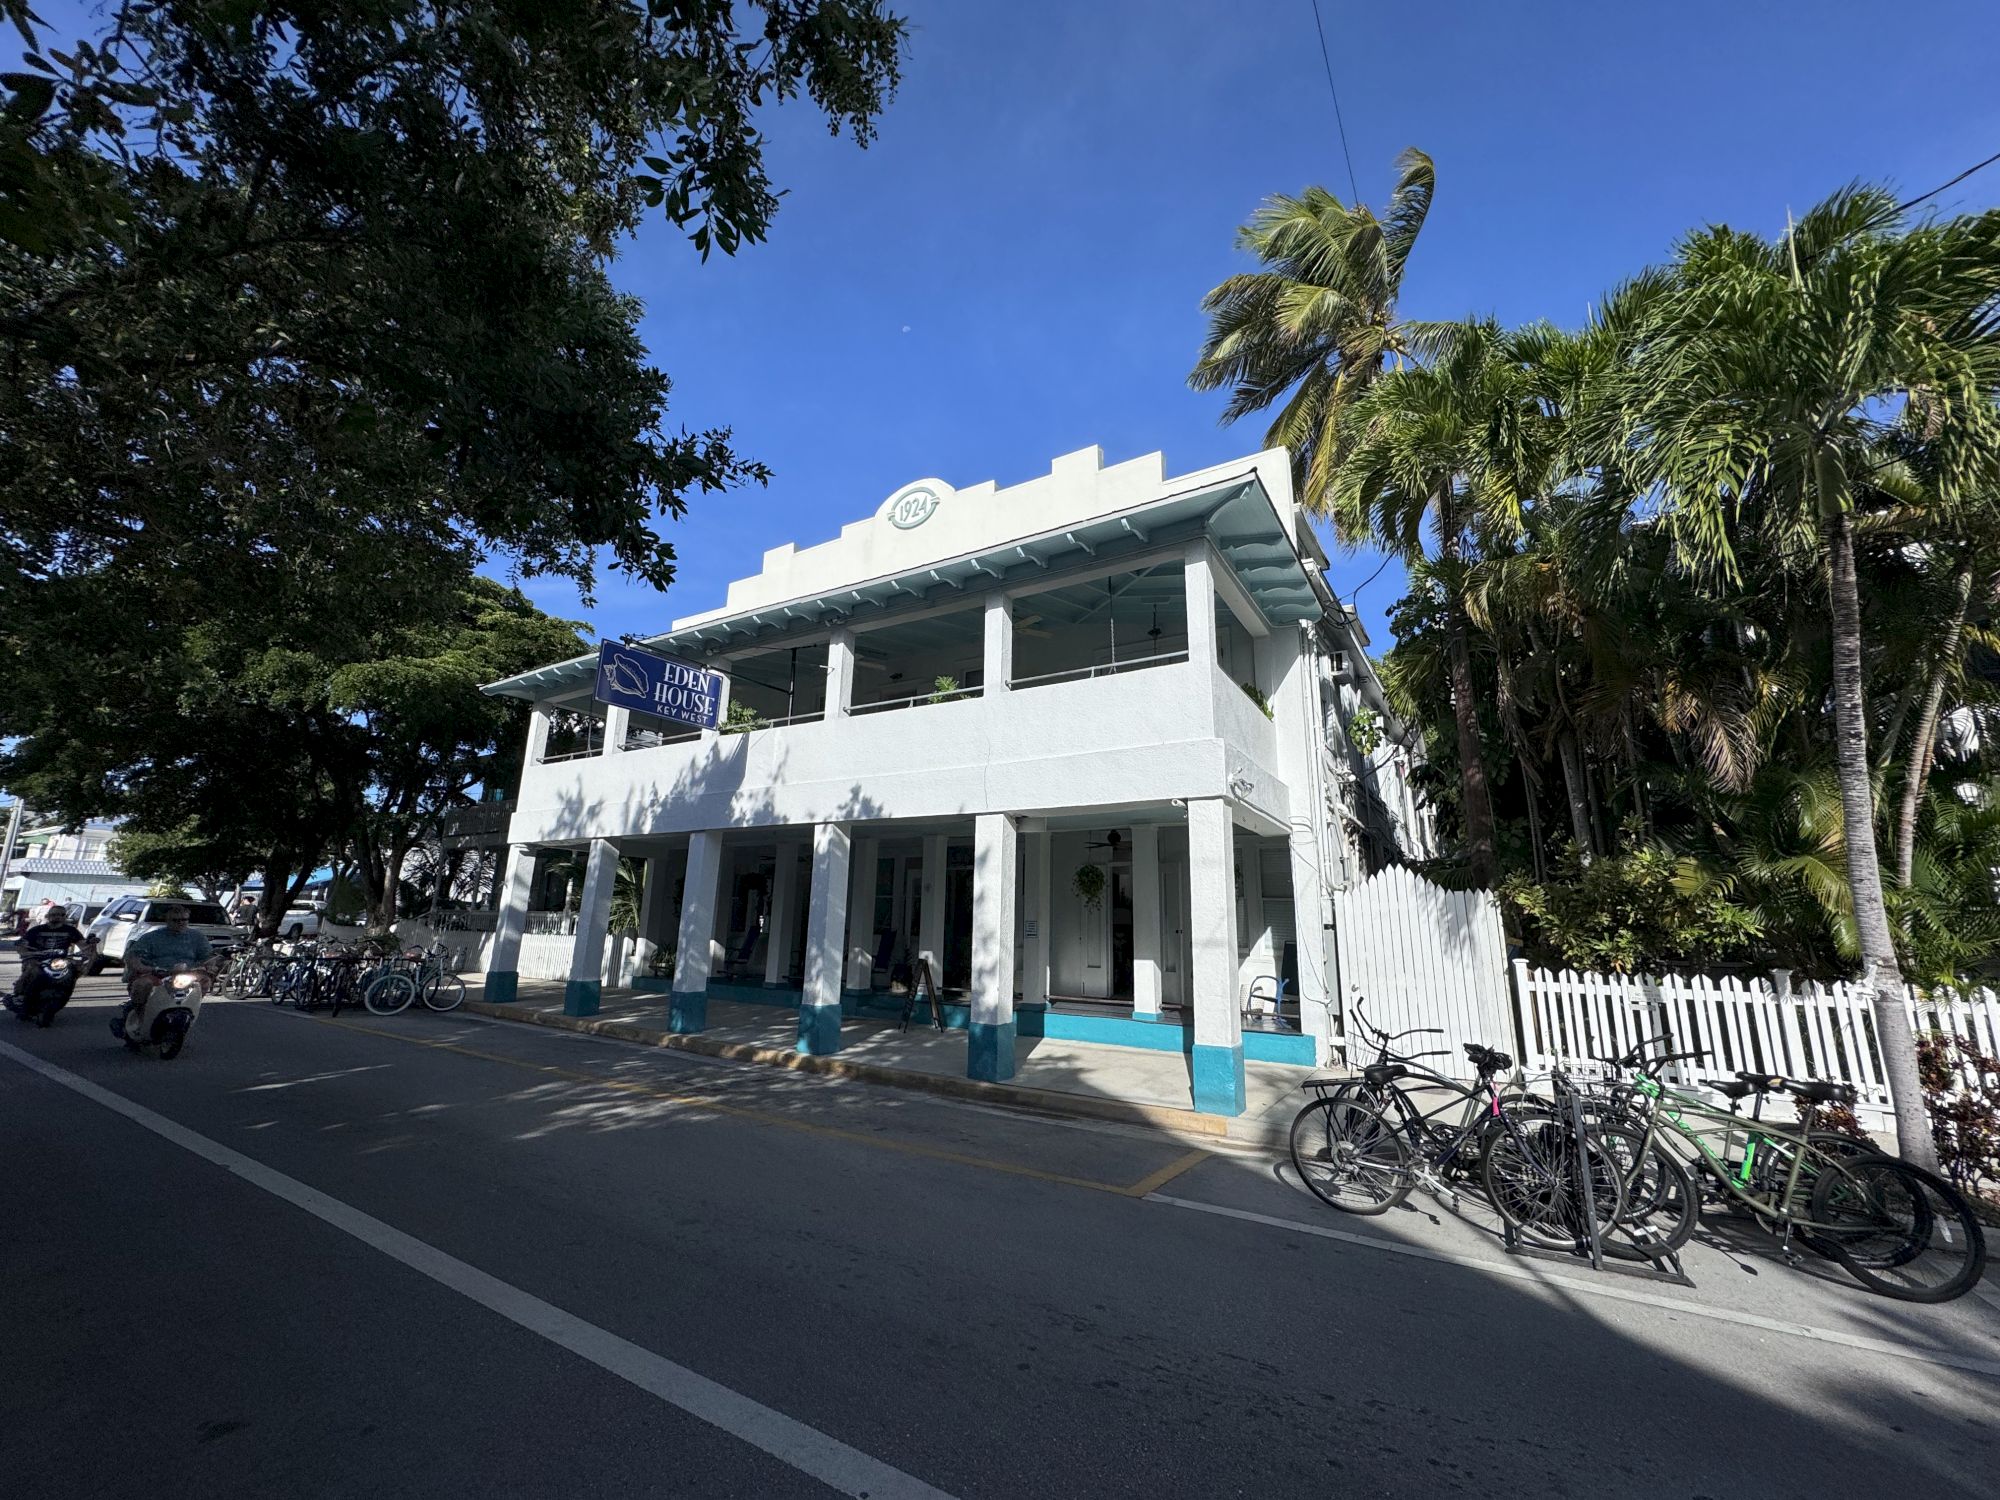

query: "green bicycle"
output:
1590 1037 1986 1303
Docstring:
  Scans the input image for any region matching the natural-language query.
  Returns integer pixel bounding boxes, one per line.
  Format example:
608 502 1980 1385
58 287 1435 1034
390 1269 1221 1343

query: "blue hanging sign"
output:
593 642 721 729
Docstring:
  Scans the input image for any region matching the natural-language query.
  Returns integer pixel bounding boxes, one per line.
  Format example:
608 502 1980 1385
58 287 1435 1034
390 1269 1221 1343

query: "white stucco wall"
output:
508 662 1291 847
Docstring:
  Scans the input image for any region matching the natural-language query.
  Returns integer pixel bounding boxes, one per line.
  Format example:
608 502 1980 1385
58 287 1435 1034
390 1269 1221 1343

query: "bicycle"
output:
1290 1002 1631 1251
362 941 466 1015
1592 1036 1987 1302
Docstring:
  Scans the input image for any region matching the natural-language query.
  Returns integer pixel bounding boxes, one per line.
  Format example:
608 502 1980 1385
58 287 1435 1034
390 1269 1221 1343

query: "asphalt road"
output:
3 957 1997 1499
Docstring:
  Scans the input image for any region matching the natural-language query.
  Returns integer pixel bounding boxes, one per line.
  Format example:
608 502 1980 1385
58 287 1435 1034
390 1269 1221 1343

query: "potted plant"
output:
1072 864 1106 911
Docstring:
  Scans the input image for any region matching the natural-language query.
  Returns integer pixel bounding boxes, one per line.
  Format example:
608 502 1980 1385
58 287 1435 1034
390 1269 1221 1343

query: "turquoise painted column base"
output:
1192 1043 1247 1115
668 990 707 1033
484 970 519 1004
968 1019 1017 1082
563 978 601 1017
1132 1008 1162 1024
797 1003 842 1055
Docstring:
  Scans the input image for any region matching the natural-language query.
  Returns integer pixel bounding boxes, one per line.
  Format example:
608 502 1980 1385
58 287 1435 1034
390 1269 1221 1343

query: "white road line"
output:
0 1039 955 1500
1146 1191 2000 1381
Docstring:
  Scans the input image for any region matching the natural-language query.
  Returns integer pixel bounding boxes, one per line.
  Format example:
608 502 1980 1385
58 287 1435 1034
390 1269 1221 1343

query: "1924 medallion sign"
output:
594 642 721 729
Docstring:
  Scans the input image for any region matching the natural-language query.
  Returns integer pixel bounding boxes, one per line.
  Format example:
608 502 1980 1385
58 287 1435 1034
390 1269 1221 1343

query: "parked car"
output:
64 901 107 930
85 897 240 974
279 904 328 939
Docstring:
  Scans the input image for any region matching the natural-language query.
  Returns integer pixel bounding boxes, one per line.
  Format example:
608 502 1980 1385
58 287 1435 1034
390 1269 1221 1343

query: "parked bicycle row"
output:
1289 1000 1988 1304
218 938 467 1018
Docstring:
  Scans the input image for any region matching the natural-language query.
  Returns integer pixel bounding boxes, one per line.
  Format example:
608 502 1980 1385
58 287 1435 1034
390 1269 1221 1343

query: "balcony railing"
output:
1009 649 1188 691
846 684 986 717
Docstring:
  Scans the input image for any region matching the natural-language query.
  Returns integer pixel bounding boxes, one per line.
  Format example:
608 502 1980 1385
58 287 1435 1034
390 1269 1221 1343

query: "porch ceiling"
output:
485 470 1319 704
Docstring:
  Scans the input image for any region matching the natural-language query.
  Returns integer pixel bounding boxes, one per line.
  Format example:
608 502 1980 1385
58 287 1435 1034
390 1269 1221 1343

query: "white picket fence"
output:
1336 866 1513 1080
1512 962 2000 1131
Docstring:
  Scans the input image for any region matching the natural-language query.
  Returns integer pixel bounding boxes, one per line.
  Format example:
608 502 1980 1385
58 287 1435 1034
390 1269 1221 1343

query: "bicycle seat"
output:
1783 1078 1858 1106
1464 1043 1513 1074
1362 1063 1409 1087
1703 1077 1772 1100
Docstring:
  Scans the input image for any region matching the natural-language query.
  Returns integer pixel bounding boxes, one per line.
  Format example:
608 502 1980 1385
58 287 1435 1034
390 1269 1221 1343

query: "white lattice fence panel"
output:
1334 866 1512 1079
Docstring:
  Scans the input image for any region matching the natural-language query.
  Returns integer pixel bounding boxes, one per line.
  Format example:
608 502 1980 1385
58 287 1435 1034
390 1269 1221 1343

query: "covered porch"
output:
472 980 1313 1131
478 792 1327 1114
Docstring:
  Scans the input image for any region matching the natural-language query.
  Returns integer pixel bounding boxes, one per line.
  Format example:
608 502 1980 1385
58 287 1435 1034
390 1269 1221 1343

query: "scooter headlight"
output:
47 959 70 974
169 974 198 991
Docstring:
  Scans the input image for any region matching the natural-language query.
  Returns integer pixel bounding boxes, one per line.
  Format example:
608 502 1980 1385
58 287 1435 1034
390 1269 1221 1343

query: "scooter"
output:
6 942 86 1027
117 963 209 1059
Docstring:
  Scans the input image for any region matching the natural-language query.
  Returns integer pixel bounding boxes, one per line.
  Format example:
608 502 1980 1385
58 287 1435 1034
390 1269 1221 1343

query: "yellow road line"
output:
1121 1149 1214 1198
300 1013 1208 1199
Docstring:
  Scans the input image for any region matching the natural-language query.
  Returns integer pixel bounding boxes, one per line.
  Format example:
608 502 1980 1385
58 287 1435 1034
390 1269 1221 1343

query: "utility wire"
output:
1896 148 2000 213
1307 0 1361 203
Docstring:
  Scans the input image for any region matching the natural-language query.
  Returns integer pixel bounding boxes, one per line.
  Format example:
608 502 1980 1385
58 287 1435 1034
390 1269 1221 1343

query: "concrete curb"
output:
459 999 1293 1152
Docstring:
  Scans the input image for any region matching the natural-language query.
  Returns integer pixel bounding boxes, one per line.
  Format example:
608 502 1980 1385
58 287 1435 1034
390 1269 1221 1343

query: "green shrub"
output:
1501 840 1763 973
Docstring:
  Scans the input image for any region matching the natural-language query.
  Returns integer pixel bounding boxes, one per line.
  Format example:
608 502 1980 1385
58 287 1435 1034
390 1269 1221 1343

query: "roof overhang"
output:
484 469 1324 705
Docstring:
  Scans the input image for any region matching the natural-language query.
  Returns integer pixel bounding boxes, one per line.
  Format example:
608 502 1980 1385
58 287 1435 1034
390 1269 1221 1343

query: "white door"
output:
1159 859 1190 1008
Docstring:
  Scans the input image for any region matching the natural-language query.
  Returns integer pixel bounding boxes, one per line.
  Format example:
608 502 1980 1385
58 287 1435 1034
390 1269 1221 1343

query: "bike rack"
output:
1499 1086 1692 1287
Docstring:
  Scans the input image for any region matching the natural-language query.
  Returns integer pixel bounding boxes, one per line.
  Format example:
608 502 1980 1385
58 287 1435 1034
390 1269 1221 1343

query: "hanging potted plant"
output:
1072 864 1106 911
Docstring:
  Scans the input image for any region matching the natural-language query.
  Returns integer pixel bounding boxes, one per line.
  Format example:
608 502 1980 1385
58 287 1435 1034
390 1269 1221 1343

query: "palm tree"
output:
1188 149 1435 507
1329 318 1551 884
1620 187 2000 1171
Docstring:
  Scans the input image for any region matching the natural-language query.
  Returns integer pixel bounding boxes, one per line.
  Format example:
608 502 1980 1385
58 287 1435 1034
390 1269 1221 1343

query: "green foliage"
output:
1188 150 1435 507
1238 681 1272 720
1502 833 1765 974
1071 864 1106 911
929 675 966 704
1347 707 1383 757
109 824 252 903
3 1 907 597
144 881 192 900
721 700 768 735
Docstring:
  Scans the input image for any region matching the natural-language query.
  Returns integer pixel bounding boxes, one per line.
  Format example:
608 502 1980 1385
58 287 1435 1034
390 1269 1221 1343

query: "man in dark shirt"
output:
12 907 95 996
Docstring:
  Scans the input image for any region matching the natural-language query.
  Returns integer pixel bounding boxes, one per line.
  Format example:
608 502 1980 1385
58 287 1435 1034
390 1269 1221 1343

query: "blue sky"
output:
559 0 2000 652
33 1 2000 650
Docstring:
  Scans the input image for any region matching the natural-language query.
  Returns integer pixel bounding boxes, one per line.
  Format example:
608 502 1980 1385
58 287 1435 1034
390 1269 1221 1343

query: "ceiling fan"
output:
1083 829 1124 853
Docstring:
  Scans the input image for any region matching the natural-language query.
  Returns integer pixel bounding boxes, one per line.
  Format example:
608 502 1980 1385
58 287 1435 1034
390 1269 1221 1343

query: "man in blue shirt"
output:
116 905 215 1038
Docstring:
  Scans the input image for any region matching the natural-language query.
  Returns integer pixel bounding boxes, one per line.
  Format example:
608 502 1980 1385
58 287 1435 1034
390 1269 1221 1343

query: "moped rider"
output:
13 905 95 996
115 904 215 1038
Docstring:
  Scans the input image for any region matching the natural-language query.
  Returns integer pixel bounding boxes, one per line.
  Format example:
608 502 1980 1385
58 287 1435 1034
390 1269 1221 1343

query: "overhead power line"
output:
1896 148 2000 213
1307 0 1361 203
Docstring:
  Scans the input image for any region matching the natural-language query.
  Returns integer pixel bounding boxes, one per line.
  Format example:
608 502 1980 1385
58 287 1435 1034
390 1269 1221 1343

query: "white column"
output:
701 661 733 743
1185 542 1219 681
1021 831 1051 1010
670 831 722 1032
634 852 669 980
799 822 851 1053
1274 630 1334 1061
969 812 1019 1082
983 592 1014 697
917 832 949 983
825 629 854 721
525 706 554 768
565 838 618 1016
603 705 631 755
1131 822 1163 1020
844 834 879 989
764 842 798 987
484 842 536 1003
1188 797 1245 1114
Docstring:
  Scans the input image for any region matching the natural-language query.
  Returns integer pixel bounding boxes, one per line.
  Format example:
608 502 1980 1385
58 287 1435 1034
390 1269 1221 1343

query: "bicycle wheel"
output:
421 973 466 1013
1808 1155 1987 1303
1289 1097 1413 1215
1595 1123 1700 1257
1482 1115 1626 1251
364 970 417 1016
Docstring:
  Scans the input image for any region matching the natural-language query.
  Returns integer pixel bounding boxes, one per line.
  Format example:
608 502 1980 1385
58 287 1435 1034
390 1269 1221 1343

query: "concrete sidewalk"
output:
458 980 1319 1152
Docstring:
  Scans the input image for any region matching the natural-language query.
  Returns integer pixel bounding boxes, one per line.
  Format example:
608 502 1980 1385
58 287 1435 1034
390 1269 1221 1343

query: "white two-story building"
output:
478 445 1429 1114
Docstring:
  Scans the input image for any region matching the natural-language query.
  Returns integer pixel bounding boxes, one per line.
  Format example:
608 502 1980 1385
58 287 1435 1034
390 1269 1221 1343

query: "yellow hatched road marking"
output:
297 1012 1210 1198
